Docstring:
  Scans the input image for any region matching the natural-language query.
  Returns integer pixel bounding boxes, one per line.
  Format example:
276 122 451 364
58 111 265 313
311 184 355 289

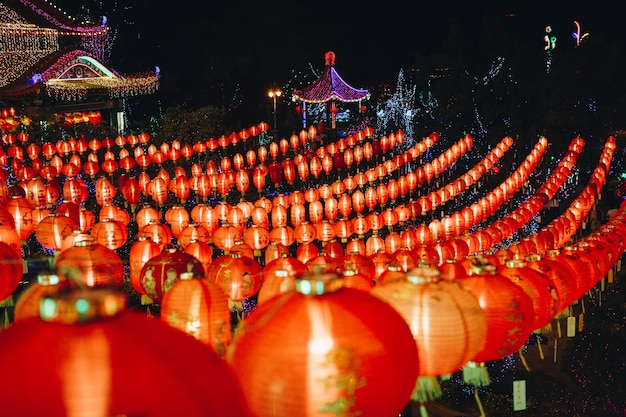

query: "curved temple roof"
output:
293 52 370 103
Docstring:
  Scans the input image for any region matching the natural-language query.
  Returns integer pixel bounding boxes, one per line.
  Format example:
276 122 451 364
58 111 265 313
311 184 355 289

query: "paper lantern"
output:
138 221 173 251
227 271 419 417
5 195 33 241
91 218 128 250
129 236 161 295
55 238 124 288
161 272 231 357
136 204 161 229
525 251 577 314
372 266 487 401
339 251 376 284
458 258 534 363
0 287 251 417
499 258 559 331
184 239 214 277
35 213 78 251
139 248 205 303
206 250 263 306
0 241 23 301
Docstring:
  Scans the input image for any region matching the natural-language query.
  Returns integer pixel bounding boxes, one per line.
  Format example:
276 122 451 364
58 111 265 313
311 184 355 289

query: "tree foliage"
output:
153 105 227 145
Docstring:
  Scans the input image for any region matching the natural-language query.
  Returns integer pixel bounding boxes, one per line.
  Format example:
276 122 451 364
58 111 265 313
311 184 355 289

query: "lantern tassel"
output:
419 401 429 417
474 388 486 417
553 337 558 363
141 294 154 305
462 362 490 387
518 348 530 372
0 295 14 308
411 376 442 402
536 337 544 360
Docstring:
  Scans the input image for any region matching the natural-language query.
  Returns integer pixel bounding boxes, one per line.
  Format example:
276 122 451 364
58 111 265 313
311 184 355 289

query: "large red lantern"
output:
129 236 161 295
228 271 419 417
499 258 559 331
0 287 251 417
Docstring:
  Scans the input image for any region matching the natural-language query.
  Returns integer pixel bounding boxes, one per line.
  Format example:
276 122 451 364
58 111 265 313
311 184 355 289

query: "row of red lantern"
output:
0 134 548 252
0 126 389 184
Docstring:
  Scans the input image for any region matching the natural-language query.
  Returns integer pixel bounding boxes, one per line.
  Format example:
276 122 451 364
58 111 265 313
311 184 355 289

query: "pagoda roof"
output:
293 52 370 103
0 0 158 103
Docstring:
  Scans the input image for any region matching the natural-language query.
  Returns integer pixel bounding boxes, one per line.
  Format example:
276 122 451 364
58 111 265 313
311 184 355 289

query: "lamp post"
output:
267 88 281 138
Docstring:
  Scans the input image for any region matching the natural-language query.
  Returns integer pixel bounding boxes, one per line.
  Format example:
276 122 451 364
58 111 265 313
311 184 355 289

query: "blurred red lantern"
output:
0 287 250 417
55 238 124 287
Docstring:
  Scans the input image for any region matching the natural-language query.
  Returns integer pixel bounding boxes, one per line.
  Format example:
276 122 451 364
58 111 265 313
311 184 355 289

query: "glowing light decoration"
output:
544 26 557 73
572 20 589 47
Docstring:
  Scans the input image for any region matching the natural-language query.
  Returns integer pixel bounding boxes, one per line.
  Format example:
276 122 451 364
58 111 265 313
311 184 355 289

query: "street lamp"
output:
267 88 282 137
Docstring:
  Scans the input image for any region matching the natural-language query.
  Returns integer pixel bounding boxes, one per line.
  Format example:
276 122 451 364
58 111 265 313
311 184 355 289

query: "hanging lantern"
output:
5 195 33 241
139 247 205 303
129 236 161 295
372 266 487 403
55 238 124 287
165 205 190 238
243 225 270 257
228 271 419 417
0 287 251 417
161 271 232 357
499 258 560 331
91 218 128 250
0 241 23 302
35 213 78 252
458 257 534 363
184 239 214 277
207 250 263 307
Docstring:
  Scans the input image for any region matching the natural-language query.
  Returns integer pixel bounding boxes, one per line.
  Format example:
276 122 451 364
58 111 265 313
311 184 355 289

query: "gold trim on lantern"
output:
40 287 126 324
296 272 343 295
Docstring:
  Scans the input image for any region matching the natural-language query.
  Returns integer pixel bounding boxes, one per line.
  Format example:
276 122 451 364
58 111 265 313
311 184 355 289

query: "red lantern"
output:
458 258 534 363
139 248 205 303
0 288 250 417
228 271 418 417
35 213 78 252
207 250 263 304
55 238 124 287
129 236 161 295
161 272 232 356
373 266 486 379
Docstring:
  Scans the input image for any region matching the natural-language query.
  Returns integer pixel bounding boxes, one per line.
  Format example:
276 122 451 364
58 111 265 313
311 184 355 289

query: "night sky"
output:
53 0 623 122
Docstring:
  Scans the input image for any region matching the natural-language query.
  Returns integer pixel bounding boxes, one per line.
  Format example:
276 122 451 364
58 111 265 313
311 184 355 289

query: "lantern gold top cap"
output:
40 287 126 324
296 271 343 295
406 266 440 284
